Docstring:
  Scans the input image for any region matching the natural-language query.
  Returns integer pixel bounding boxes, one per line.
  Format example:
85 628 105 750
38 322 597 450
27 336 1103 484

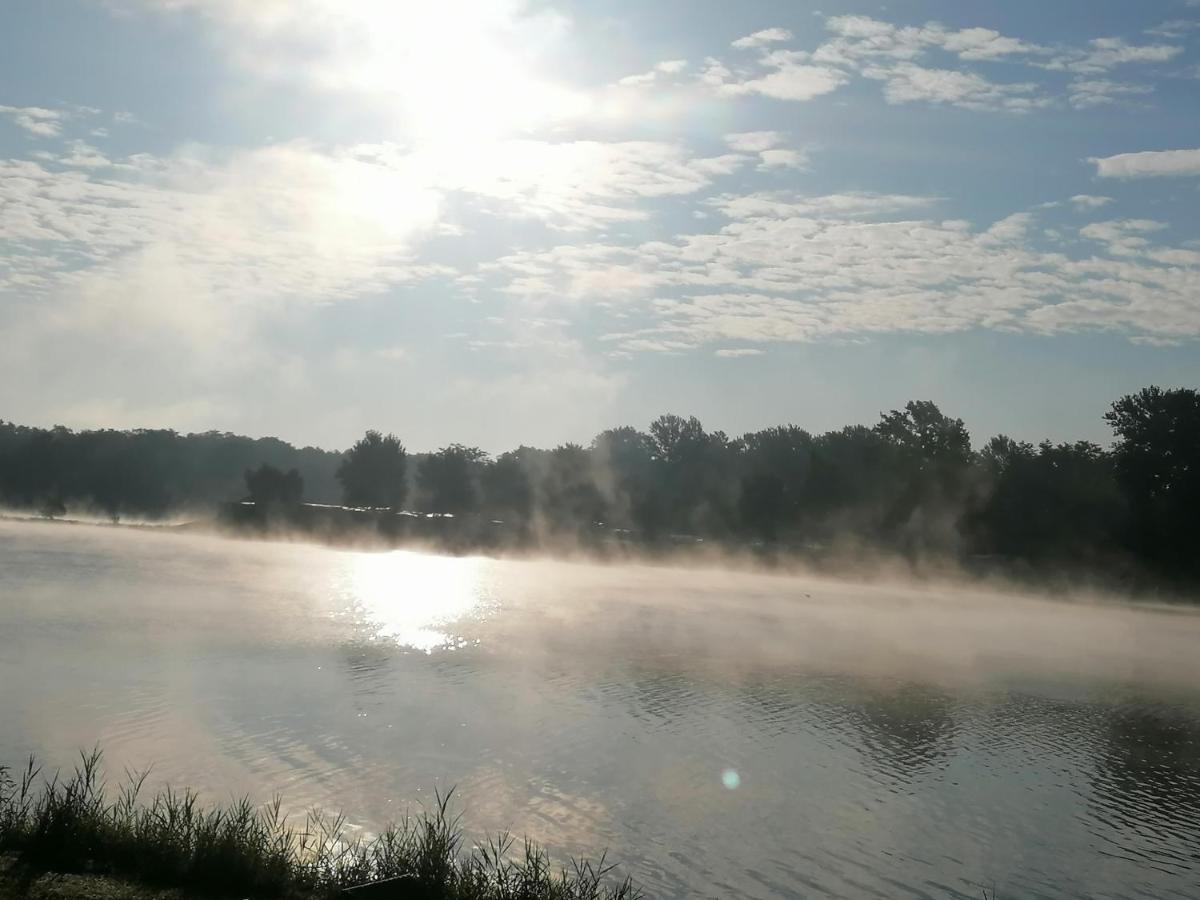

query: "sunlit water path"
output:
1 519 1199 899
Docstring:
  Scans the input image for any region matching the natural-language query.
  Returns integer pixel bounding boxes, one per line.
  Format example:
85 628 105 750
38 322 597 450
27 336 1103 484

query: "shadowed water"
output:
1 519 1198 899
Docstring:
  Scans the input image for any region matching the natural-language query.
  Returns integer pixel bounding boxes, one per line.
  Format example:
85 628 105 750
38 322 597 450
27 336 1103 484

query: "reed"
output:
0 750 638 900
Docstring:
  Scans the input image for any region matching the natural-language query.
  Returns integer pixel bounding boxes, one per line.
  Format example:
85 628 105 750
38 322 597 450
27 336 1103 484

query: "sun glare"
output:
339 550 492 652
321 0 584 146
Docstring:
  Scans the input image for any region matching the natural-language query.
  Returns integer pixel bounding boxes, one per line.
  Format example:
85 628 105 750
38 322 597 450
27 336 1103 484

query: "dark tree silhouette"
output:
973 437 1124 563
591 427 658 532
337 430 407 509
537 443 608 535
417 444 486 514
1105 386 1200 578
0 420 341 518
480 449 534 524
735 426 814 541
244 464 303 508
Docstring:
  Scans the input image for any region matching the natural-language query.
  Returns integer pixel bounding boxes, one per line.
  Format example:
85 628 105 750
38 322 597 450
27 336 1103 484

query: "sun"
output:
314 0 586 146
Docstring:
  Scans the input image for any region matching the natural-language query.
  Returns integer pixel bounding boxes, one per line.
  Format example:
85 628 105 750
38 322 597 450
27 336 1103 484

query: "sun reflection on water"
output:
336 551 493 652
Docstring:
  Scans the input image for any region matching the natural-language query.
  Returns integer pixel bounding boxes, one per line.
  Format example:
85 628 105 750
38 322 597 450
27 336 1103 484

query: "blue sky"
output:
1 0 1198 452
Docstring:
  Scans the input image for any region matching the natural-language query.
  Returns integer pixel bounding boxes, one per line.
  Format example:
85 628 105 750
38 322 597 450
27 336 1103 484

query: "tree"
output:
649 414 708 466
875 400 972 470
736 426 814 540
336 430 408 509
480 449 534 524
538 443 607 535
591 427 658 531
1105 386 1200 575
973 437 1123 563
417 444 486 513
244 463 303 507
874 401 975 553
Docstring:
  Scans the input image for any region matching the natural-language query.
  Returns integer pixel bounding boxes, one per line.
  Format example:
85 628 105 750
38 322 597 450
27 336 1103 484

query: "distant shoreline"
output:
5 507 1198 609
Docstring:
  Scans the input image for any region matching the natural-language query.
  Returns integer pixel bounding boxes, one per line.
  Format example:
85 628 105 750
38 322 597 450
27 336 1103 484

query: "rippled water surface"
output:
2 519 1199 899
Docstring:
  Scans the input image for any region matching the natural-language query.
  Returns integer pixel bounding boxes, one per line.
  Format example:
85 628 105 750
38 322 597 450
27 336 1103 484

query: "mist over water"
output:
2 519 1199 899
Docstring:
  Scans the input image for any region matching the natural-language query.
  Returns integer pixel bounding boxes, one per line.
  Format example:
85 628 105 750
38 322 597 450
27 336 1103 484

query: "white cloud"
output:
715 347 766 357
724 131 783 152
806 15 1187 111
1069 194 1113 210
0 143 448 316
416 139 747 230
709 191 937 220
487 192 1200 350
863 63 1046 112
817 15 1046 66
934 26 1044 61
1046 38 1183 74
757 149 808 170
618 59 688 86
1079 219 1167 256
1091 148 1200 178
732 28 794 49
723 134 807 170
1145 19 1200 39
1068 79 1153 109
0 105 66 138
712 51 848 101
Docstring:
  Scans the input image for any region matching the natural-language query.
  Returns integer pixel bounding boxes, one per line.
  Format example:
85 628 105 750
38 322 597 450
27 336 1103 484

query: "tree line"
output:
2 386 1197 585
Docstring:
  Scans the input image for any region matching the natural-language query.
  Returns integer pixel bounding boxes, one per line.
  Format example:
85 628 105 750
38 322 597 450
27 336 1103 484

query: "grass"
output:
0 750 638 900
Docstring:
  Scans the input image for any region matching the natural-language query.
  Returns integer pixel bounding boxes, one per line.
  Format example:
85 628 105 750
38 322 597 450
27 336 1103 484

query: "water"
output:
1 519 1199 899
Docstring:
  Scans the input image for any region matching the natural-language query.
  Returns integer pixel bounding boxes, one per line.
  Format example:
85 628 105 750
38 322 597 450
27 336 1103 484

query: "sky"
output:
1 0 1198 453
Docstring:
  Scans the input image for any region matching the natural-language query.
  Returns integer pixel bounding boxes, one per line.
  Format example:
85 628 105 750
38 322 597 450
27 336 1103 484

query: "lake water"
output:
1 519 1199 899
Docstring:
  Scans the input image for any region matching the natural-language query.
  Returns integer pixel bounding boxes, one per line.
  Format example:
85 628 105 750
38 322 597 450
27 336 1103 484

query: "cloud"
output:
723 134 807 170
724 131 783 152
710 51 848 101
0 105 66 138
1045 38 1183 74
731 28 793 50
414 139 748 230
709 191 938 220
816 15 1047 66
1069 194 1113 210
1145 19 1200 39
862 63 1046 112
0 144 449 301
934 26 1044 61
1079 218 1167 256
757 149 808 170
487 191 1200 350
1068 79 1154 109
715 348 766 357
1090 148 1200 178
618 59 688 87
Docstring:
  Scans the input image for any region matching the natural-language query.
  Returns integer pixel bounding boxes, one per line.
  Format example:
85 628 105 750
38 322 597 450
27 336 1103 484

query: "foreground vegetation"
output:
0 752 637 900
3 385 1198 588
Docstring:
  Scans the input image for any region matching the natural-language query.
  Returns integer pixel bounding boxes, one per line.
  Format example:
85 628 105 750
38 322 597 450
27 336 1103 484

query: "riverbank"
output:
0 752 638 900
0 858 190 900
